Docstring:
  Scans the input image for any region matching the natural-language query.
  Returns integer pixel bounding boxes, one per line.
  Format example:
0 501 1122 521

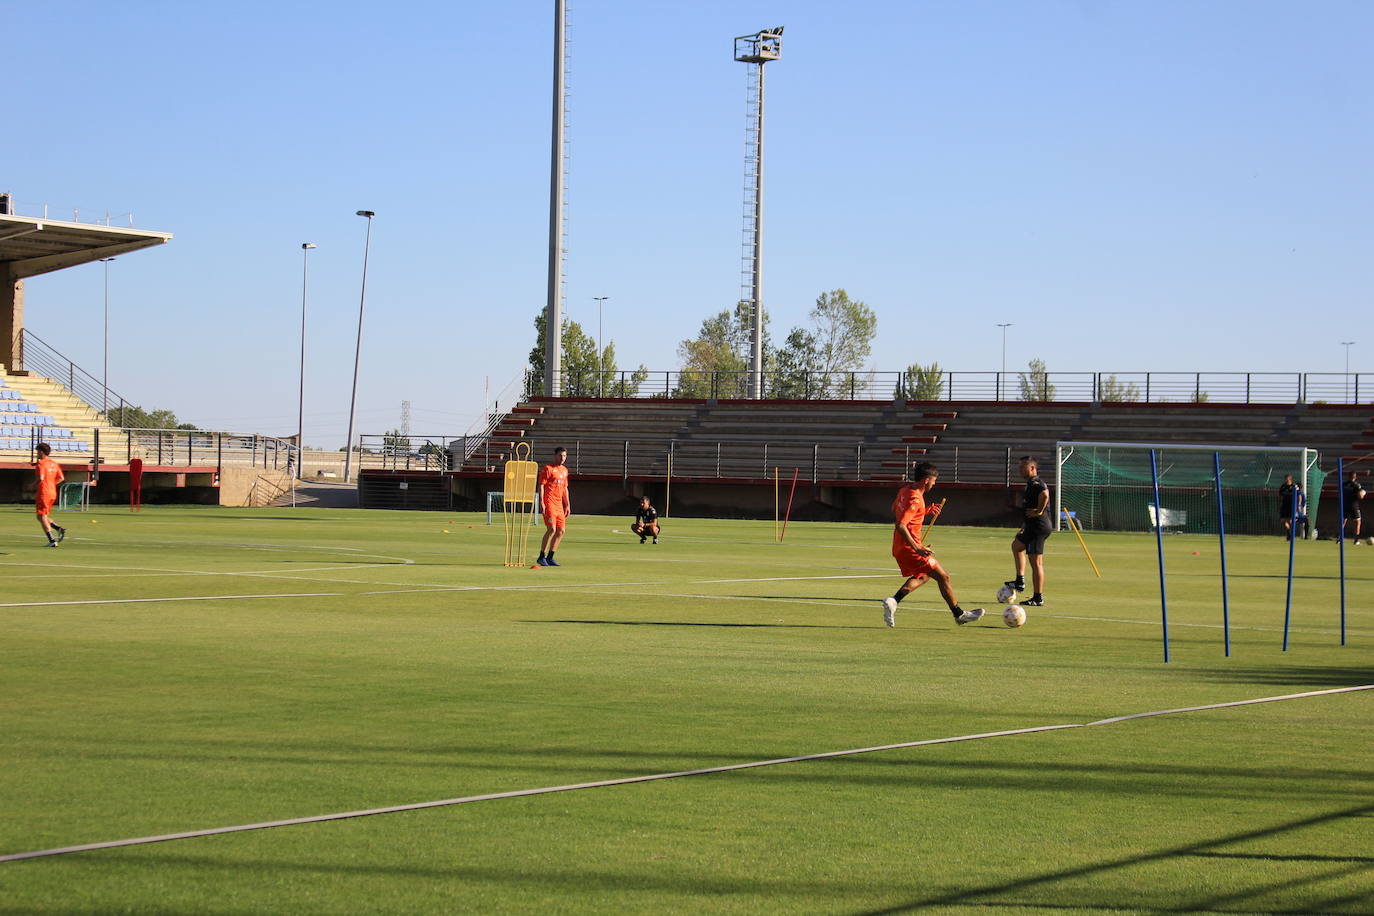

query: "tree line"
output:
526 292 1146 402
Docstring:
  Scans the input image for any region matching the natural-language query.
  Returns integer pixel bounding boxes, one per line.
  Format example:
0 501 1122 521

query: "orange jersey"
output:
35 456 64 500
891 484 935 554
537 463 569 511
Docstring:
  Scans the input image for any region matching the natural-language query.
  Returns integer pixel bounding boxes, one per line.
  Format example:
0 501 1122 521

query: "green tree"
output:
897 362 945 400
1097 374 1141 402
766 289 877 398
676 301 770 398
105 405 185 429
1018 358 1056 401
527 309 644 397
808 289 877 381
769 327 819 398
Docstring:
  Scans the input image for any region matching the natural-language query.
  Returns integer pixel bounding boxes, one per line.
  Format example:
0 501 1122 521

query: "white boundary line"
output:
0 593 341 609
2 685 1368 864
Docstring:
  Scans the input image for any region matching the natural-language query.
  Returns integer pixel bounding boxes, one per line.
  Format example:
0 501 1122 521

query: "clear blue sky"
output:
8 0 1371 447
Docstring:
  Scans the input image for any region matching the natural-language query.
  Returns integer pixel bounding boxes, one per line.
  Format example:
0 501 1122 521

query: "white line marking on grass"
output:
1087 686 1374 725
0 593 341 609
0 564 415 581
696 574 890 584
2 685 1369 864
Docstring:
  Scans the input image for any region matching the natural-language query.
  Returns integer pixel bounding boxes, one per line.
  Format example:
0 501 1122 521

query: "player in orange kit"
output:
535 446 571 567
34 442 67 548
880 461 984 627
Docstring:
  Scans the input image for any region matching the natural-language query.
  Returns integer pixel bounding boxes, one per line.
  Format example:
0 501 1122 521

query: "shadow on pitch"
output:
529 619 875 630
89 851 902 900
1193 665 1374 688
851 802 1374 915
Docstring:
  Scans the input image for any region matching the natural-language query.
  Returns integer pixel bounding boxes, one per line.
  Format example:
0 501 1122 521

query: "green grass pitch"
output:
1 504 1371 914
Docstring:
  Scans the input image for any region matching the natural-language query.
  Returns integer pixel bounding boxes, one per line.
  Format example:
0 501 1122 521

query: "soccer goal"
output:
1055 442 1324 537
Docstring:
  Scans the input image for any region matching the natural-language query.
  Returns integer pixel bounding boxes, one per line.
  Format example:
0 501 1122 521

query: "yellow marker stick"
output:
1062 507 1102 578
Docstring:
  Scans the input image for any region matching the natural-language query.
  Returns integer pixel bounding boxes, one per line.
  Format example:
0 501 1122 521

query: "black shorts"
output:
1346 508 1361 521
1016 519 1052 556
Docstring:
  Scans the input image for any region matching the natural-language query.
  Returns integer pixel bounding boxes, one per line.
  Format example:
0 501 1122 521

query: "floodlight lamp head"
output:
302 243 317 250
356 210 375 218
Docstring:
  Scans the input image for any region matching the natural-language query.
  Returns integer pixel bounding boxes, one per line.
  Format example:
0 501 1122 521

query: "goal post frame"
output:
1055 441 1320 534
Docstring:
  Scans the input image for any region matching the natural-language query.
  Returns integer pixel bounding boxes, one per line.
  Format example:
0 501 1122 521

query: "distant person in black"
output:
1343 470 1367 545
1005 455 1051 606
631 496 660 544
1278 475 1309 541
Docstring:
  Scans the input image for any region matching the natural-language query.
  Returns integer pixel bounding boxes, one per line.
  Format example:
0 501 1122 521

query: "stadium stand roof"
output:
0 214 171 279
1 208 172 370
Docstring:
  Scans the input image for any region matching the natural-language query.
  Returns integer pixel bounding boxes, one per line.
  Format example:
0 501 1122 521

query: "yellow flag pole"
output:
1063 507 1102 578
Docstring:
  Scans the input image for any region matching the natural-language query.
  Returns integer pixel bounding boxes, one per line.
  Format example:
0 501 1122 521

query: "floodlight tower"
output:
544 0 570 397
735 26 783 399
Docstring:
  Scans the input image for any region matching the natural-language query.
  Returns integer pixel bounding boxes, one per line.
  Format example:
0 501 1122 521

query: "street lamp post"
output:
997 323 1013 400
99 258 115 415
297 243 316 479
343 211 375 484
1342 341 1356 403
593 296 608 395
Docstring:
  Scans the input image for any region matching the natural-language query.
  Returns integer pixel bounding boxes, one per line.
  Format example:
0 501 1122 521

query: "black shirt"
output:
1344 479 1365 513
1279 483 1299 515
1022 475 1051 527
635 506 659 524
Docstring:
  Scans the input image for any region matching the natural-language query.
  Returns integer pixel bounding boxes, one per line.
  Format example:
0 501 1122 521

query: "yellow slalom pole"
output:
922 498 948 545
1062 507 1102 578
665 450 672 518
774 467 780 542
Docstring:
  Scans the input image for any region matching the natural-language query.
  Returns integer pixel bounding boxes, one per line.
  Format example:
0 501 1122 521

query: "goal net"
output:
1055 442 1324 536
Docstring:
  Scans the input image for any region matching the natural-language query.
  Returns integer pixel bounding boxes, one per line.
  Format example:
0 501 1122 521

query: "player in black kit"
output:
1343 470 1367 545
632 496 660 544
1005 455 1052 606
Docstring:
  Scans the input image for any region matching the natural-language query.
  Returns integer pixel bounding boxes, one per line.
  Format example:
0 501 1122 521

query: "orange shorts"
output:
543 510 566 530
894 548 937 580
35 496 55 517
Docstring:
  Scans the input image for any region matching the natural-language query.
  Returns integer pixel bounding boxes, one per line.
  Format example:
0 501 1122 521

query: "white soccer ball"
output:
995 584 1016 604
1003 605 1027 628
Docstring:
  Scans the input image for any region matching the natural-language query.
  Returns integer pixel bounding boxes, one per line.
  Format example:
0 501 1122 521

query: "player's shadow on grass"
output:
531 619 875 630
851 801 1374 915
1194 665 1374 688
97 852 902 900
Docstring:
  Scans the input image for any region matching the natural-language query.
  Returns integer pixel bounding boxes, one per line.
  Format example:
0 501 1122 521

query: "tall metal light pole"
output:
545 0 568 397
997 323 1013 400
1342 341 1356 403
593 296 608 394
343 211 375 484
99 258 115 414
735 27 783 399
297 243 316 479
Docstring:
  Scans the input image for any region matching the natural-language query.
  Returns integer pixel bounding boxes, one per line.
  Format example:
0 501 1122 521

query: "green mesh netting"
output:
1057 444 1325 536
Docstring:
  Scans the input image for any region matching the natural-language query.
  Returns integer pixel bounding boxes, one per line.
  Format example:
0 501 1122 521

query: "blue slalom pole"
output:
1337 457 1347 646
1214 452 1230 657
1282 479 1298 652
1149 449 1169 663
